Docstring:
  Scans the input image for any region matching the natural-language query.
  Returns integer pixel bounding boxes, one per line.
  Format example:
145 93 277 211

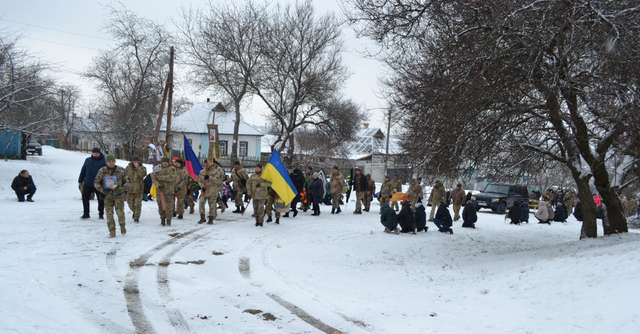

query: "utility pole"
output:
384 107 392 177
164 46 175 154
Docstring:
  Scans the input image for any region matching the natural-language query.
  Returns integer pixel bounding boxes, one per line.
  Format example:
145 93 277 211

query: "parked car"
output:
473 183 529 214
26 140 42 155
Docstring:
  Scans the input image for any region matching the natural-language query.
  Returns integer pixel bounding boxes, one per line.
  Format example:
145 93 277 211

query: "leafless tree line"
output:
345 0 640 238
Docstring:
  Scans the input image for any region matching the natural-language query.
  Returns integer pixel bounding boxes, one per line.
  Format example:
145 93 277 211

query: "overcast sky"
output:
1 0 390 128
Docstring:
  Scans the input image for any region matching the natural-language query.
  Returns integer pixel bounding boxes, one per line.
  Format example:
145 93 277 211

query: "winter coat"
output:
247 174 271 201
535 200 552 221
519 201 530 223
153 165 177 194
554 203 568 222
330 170 345 195
143 174 152 195
380 203 398 231
415 203 427 231
573 201 584 221
407 182 423 202
451 187 466 206
11 174 36 193
434 203 453 229
397 204 416 233
431 182 445 206
309 178 324 202
94 165 126 197
351 173 368 192
125 163 147 194
231 167 249 193
199 165 225 197
462 200 478 227
78 153 106 188
380 180 394 198
290 169 305 194
174 167 191 193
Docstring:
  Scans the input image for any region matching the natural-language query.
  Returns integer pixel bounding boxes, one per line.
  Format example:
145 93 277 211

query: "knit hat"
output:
106 154 116 161
91 147 101 153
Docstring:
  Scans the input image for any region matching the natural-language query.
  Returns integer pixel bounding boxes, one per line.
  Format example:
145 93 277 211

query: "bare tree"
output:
251 0 347 157
179 1 265 159
85 7 170 159
346 0 640 238
0 36 56 132
52 85 80 149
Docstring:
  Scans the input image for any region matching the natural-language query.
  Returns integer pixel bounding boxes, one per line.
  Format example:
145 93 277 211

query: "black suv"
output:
26 140 42 155
474 183 529 214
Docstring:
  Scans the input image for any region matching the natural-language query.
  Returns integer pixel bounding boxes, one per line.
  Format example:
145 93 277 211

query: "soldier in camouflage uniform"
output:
95 155 127 237
231 161 249 214
407 178 424 210
379 176 394 206
173 159 191 220
125 157 147 223
247 163 271 227
198 159 225 224
152 157 177 226
364 174 376 212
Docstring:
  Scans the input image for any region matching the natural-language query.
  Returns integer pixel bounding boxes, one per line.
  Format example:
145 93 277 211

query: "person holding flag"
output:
247 163 271 227
249 150 298 226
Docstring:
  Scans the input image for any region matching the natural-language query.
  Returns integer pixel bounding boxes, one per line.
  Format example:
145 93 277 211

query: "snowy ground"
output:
1 146 639 334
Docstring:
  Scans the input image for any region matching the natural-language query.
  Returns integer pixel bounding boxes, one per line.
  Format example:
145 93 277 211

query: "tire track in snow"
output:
123 227 205 334
157 230 213 334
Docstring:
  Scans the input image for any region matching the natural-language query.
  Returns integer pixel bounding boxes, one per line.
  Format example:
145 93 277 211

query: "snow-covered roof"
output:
345 127 402 159
161 102 262 136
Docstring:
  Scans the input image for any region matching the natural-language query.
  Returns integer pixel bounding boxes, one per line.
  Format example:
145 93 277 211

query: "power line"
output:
0 17 111 41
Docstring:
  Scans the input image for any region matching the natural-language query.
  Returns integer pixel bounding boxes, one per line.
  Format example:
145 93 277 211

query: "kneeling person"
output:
11 169 36 202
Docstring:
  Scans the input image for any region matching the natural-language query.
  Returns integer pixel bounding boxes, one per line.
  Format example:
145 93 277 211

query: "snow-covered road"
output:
1 147 639 334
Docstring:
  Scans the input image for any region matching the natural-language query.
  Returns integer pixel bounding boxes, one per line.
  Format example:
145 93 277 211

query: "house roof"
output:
346 127 402 159
161 102 262 136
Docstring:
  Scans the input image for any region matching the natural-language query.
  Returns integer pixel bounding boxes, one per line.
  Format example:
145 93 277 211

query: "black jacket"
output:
462 200 478 225
290 169 305 194
11 175 35 192
309 178 324 202
434 203 453 228
398 205 416 233
78 154 106 187
415 204 427 230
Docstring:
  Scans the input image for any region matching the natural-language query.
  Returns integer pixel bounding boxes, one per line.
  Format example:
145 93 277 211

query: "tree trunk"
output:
231 99 241 160
591 161 628 234
286 132 295 163
573 171 597 239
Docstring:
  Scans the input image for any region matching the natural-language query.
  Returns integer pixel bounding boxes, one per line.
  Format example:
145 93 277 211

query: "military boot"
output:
241 205 246 214
266 215 272 223
189 207 195 214
161 218 166 226
178 214 183 220
207 216 214 225
166 218 172 226
199 214 206 224
232 206 241 213
120 224 126 235
331 207 336 214
275 216 280 224
109 230 116 238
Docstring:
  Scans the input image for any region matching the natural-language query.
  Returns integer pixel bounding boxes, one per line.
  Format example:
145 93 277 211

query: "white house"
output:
346 126 410 182
160 102 263 164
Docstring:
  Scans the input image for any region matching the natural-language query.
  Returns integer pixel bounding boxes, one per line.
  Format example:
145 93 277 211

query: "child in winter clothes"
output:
415 200 428 232
397 201 416 234
462 192 477 228
434 200 454 234
380 202 398 233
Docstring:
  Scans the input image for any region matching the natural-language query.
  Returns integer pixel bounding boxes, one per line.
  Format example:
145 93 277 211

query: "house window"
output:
239 141 248 157
219 140 228 156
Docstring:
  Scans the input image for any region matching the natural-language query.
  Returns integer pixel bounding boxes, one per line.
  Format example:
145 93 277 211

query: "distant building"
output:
346 126 410 182
160 101 263 166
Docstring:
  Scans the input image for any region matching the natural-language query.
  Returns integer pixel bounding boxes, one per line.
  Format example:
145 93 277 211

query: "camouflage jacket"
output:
174 168 191 192
199 165 225 197
153 165 177 194
380 181 394 197
231 167 249 192
95 166 126 197
125 163 147 194
247 173 271 200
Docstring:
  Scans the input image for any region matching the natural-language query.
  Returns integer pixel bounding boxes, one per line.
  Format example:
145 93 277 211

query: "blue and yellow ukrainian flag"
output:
261 150 298 205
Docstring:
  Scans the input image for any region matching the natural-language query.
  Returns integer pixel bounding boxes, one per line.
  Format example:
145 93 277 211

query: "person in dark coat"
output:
461 192 477 228
573 200 584 221
554 202 568 222
143 173 153 201
380 202 398 232
397 201 416 233
508 200 522 225
11 170 36 202
415 200 428 232
285 168 306 218
309 173 324 216
434 200 454 234
79 147 106 219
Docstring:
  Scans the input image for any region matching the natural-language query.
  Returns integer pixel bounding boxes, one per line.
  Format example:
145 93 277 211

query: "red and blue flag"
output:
183 135 202 180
